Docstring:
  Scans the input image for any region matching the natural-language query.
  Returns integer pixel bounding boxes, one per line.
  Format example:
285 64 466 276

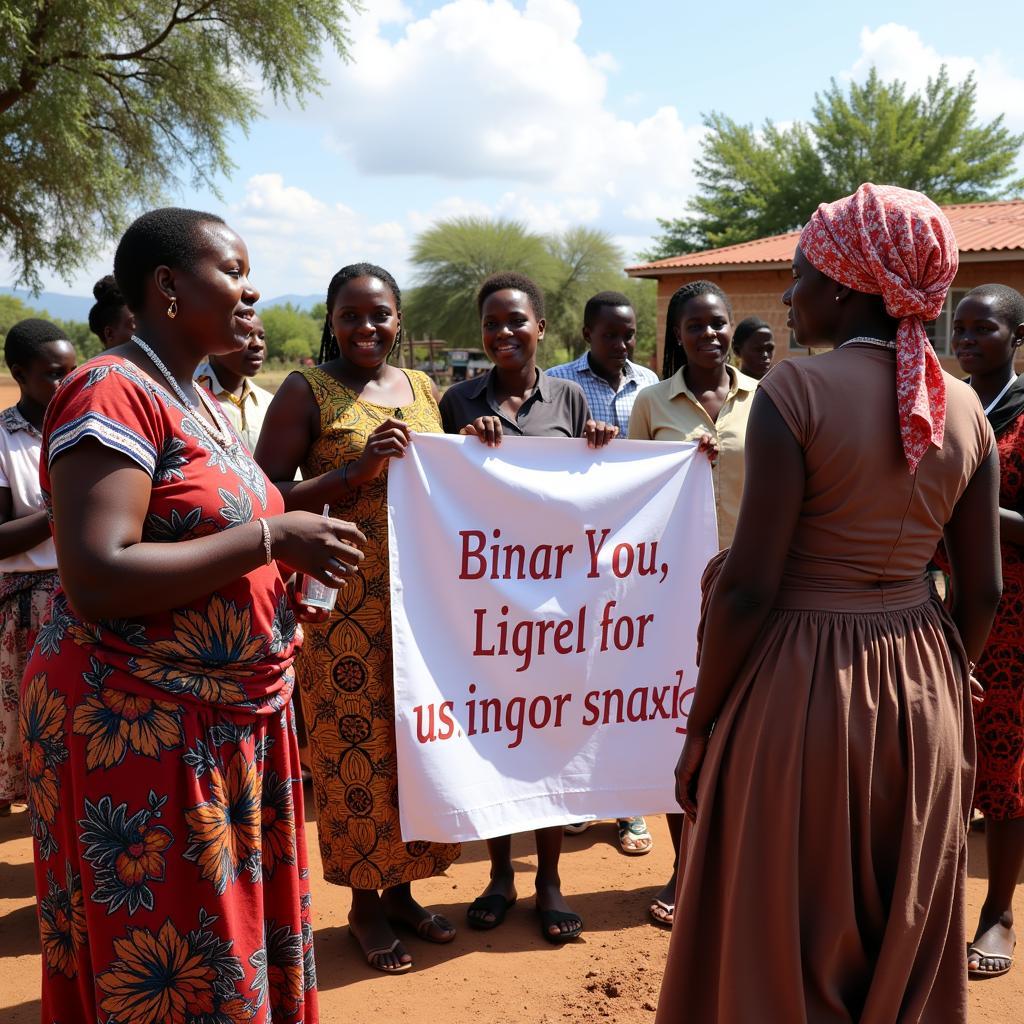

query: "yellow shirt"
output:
629 365 758 549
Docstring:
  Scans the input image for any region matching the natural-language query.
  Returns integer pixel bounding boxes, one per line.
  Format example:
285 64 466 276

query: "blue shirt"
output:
546 353 659 434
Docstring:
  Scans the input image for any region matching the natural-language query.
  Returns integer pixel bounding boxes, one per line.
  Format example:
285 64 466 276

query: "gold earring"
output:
167 298 178 319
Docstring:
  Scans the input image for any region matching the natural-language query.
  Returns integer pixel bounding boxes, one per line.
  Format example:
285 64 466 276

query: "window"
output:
926 288 969 355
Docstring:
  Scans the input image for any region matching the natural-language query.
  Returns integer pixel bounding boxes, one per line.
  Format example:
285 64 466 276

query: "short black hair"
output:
88 275 128 339
4 318 68 370
319 262 402 364
476 272 545 320
961 284 1024 330
113 207 226 312
732 316 772 354
583 290 634 329
662 280 732 379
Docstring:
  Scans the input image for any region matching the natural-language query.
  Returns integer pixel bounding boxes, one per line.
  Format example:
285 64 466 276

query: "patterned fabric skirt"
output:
20 640 319 1024
0 570 57 802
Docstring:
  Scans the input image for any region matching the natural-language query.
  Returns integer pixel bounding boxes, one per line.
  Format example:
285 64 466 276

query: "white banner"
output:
388 434 718 843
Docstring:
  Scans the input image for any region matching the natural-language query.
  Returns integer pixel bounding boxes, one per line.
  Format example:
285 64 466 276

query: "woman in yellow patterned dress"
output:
257 264 460 974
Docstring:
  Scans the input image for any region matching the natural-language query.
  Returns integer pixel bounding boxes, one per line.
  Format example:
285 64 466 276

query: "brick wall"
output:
650 259 1024 375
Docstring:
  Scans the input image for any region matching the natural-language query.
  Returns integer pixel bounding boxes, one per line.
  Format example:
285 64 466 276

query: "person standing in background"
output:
549 290 659 856
946 283 1024 980
628 280 757 928
0 320 76 815
87 275 135 351
195 313 272 452
731 316 775 380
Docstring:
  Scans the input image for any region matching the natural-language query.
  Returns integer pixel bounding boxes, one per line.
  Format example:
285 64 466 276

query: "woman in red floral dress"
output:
20 208 364 1023
948 283 1024 979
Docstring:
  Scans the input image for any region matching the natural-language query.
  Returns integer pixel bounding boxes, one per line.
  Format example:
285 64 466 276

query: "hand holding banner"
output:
388 434 717 842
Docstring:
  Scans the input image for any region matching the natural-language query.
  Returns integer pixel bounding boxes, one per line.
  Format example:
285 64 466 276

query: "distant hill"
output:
262 294 321 311
0 287 92 322
0 286 321 321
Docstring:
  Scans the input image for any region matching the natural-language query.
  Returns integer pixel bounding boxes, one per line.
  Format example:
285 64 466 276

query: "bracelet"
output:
258 518 273 565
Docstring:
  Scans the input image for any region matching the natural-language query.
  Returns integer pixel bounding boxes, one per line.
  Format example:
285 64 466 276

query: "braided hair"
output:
318 263 403 364
88 275 128 340
661 280 733 379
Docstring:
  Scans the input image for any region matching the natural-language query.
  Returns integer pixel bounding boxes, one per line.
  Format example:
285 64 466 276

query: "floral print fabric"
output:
969 412 1024 820
798 182 959 473
20 355 317 1023
0 572 57 801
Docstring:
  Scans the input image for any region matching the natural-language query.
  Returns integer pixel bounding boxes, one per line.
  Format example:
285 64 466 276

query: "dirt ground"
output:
1 807 1020 1023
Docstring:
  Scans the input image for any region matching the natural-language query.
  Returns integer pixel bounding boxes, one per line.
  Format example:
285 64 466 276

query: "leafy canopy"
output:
405 216 653 364
644 67 1024 260
0 0 355 290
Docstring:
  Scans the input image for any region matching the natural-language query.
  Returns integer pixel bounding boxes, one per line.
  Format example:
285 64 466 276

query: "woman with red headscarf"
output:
656 184 1002 1022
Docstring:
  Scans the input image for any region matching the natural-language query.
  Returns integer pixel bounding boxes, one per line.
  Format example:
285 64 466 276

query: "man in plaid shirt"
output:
548 291 659 856
547 291 659 436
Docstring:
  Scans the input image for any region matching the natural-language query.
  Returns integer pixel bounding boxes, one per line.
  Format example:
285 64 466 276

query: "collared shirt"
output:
439 367 591 438
194 361 275 452
546 353 659 435
0 405 55 572
629 365 758 549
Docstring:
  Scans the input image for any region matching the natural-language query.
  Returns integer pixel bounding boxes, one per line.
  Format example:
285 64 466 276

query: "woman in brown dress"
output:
657 184 1003 1022
257 264 460 974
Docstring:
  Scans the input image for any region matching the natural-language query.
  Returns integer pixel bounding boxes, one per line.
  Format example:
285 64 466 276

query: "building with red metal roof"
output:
626 199 1024 373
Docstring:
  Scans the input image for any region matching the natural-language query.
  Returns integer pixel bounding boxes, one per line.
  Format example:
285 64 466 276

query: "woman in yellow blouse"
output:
629 280 757 926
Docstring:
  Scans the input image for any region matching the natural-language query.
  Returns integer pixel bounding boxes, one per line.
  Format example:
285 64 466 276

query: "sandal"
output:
563 821 591 835
392 911 456 944
617 816 653 855
538 908 583 944
968 943 1015 979
466 893 517 931
649 898 674 929
348 930 412 974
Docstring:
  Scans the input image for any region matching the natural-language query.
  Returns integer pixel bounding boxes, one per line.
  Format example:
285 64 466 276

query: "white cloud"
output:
289 0 703 216
229 174 414 297
845 23 1024 130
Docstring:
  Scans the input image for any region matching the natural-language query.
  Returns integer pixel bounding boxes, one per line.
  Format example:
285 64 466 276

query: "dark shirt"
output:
439 368 591 438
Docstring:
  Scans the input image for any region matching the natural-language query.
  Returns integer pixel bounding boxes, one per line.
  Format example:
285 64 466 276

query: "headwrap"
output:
798 183 959 473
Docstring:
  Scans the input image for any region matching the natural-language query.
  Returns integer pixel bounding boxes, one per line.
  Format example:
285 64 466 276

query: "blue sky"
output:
8 0 1024 301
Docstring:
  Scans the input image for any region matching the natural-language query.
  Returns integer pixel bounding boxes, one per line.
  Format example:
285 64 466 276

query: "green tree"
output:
543 226 627 359
405 217 554 350
0 1 355 290
406 217 633 363
644 67 1024 260
260 303 320 361
621 277 657 369
0 293 98 361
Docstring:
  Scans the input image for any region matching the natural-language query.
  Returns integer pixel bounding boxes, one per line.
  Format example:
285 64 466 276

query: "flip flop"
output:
538 908 583 944
348 932 412 974
466 893 517 930
968 943 1015 979
649 898 674 929
617 816 653 855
